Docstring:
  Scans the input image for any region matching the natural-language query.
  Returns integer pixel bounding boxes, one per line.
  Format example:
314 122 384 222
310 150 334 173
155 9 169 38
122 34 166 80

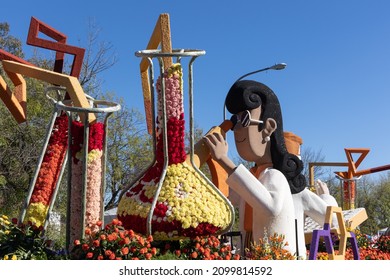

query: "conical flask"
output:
117 49 234 240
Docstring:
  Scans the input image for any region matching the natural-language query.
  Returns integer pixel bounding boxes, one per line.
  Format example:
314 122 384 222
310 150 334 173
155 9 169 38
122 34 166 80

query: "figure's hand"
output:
203 132 228 161
203 132 236 174
314 179 330 195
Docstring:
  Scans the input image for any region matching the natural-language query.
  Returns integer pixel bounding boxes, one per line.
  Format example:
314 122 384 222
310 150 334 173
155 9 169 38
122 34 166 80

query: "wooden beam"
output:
2 60 95 123
140 13 173 134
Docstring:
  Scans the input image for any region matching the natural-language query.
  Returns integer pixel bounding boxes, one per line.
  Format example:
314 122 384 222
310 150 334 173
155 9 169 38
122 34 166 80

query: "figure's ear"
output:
264 118 277 136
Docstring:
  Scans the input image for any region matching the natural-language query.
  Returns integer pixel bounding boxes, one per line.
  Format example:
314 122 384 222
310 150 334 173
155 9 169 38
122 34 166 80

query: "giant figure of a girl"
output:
204 80 306 257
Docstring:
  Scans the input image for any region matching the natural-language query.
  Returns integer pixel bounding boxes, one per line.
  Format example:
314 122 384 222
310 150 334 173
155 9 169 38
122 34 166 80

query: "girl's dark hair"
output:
225 80 305 194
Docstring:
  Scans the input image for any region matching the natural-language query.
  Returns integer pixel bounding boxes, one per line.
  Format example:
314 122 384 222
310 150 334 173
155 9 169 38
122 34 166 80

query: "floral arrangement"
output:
71 219 157 260
23 114 68 227
245 231 296 260
69 120 105 244
172 235 240 260
0 215 61 260
117 63 232 240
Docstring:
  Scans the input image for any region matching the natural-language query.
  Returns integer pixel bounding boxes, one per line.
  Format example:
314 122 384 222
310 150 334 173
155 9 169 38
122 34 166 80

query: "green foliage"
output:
0 215 64 260
376 235 390 253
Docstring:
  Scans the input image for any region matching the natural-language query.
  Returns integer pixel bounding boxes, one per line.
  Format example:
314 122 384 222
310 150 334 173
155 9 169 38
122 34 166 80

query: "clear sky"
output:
2 0 390 181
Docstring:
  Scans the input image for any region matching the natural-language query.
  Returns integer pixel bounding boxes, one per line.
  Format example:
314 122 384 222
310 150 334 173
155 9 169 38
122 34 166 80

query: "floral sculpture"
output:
117 63 232 240
69 120 105 243
23 114 68 227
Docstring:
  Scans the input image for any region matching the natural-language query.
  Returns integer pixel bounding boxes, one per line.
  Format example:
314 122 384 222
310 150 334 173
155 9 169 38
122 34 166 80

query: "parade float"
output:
1 14 389 260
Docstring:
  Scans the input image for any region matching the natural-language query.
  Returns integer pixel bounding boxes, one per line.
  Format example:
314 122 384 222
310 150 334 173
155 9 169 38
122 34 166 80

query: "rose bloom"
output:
86 252 94 259
191 252 198 259
82 244 89 251
145 253 152 260
121 247 129 255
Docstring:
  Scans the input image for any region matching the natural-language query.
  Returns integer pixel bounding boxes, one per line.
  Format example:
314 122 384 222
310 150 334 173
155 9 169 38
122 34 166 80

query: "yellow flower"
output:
24 202 48 227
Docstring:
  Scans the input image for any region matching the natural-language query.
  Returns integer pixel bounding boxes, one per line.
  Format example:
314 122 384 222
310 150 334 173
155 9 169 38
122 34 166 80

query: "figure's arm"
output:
228 165 288 216
203 132 287 215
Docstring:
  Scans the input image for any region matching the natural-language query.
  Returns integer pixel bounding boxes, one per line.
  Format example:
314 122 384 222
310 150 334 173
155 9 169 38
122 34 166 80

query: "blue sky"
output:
2 0 390 181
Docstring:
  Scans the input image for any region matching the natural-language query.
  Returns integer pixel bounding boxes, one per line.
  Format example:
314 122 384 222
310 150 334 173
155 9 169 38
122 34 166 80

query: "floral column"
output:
56 98 121 249
21 89 69 228
342 179 357 210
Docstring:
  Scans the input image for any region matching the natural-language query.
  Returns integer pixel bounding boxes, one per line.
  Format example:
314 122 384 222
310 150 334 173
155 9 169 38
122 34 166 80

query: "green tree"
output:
102 93 153 210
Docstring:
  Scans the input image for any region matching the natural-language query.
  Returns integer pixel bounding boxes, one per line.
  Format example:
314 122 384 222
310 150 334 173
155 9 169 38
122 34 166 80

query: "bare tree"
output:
301 146 326 185
77 18 118 94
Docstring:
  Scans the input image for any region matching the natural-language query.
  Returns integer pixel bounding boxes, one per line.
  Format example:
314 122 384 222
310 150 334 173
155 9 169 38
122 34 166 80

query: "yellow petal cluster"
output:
23 202 48 227
118 162 232 238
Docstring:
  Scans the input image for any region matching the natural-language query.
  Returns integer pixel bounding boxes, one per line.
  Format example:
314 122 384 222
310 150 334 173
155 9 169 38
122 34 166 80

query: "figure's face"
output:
232 106 270 163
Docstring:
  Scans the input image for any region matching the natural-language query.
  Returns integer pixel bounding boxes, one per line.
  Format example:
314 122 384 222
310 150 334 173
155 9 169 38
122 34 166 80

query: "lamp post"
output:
224 63 287 120
235 63 287 82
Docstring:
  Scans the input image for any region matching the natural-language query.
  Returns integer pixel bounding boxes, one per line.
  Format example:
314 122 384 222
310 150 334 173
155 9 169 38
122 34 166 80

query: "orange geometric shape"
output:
344 148 370 177
185 120 233 197
27 17 85 78
0 71 26 123
0 50 34 123
140 13 173 135
2 60 95 123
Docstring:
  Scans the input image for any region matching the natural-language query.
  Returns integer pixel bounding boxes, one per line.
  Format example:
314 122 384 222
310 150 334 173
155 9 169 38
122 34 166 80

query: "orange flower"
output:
139 247 148 254
121 247 129 255
146 235 153 243
85 228 92 235
145 253 152 260
108 232 118 241
191 251 198 259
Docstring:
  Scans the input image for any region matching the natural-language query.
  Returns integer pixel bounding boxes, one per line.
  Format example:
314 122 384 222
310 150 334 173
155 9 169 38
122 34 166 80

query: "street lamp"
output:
235 63 287 82
223 63 287 120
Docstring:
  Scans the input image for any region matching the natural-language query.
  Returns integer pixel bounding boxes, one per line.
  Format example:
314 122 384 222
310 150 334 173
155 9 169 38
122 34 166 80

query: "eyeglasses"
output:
230 110 263 130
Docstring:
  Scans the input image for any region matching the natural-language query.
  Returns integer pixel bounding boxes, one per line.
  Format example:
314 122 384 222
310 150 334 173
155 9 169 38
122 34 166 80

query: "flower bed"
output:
2 214 390 260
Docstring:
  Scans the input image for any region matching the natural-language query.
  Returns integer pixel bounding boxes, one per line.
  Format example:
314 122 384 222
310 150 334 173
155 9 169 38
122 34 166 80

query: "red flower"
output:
82 244 89 251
